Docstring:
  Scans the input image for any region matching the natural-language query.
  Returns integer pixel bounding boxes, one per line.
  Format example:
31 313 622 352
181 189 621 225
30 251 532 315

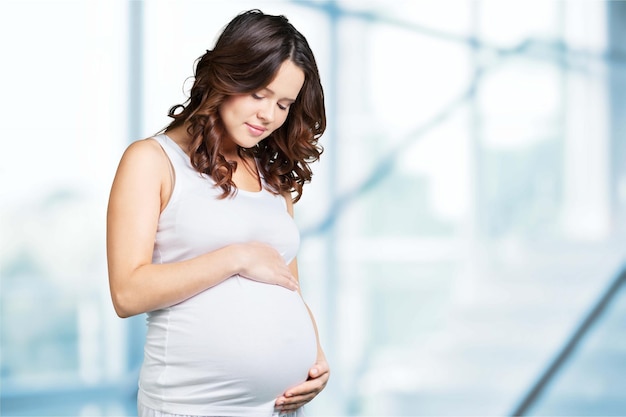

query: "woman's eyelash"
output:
253 93 289 110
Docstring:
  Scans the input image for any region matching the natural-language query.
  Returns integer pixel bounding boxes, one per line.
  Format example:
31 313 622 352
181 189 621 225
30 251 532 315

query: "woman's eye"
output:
252 93 263 100
278 103 288 111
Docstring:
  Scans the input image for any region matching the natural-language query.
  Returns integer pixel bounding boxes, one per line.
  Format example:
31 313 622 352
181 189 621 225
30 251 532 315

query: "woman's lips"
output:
246 123 266 136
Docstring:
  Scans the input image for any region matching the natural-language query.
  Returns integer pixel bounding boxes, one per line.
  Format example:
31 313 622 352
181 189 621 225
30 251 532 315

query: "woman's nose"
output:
257 102 275 123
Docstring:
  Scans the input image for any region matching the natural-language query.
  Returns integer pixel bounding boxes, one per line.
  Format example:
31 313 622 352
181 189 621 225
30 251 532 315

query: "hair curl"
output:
163 9 326 202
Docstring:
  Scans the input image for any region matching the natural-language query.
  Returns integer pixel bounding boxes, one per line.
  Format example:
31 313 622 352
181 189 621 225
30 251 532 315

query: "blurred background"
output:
1 0 626 416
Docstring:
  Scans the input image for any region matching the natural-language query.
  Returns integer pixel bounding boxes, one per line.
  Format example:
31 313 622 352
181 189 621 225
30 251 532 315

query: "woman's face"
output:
219 60 305 151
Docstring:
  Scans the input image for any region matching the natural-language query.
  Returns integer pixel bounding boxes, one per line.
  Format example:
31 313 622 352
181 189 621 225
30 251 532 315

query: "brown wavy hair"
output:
163 9 326 202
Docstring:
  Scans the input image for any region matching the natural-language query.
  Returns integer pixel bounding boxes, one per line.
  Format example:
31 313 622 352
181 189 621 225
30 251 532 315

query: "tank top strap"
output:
152 134 193 172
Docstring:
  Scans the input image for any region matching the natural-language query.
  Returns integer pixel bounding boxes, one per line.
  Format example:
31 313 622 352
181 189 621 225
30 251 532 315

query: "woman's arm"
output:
106 139 298 318
275 194 330 412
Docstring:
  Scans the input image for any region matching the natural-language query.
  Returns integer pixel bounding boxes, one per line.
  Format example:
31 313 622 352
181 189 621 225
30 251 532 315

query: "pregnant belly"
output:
143 275 317 408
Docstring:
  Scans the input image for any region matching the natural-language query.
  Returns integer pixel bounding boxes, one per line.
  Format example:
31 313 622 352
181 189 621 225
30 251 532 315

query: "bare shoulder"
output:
110 138 171 194
116 138 167 172
122 137 163 161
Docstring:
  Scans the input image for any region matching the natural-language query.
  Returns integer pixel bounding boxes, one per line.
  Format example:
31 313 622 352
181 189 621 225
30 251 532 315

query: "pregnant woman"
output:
106 10 329 417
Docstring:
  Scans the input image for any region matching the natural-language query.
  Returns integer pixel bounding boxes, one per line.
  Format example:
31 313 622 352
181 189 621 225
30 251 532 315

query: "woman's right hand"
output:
234 242 299 291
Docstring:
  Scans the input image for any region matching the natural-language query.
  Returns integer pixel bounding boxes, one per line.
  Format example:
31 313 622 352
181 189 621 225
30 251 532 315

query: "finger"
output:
280 393 316 411
277 272 299 291
284 378 326 399
276 395 308 410
278 378 328 411
277 277 299 291
309 366 323 378
310 367 329 380
315 360 330 373
277 379 321 405
287 280 299 291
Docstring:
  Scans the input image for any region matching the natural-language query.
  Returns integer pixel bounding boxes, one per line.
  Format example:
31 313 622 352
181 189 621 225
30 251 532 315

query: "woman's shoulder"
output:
116 137 170 176
120 137 165 162
125 136 163 154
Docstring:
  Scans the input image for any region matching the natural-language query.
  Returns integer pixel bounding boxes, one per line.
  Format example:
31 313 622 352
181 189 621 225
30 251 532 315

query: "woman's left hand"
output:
275 357 330 413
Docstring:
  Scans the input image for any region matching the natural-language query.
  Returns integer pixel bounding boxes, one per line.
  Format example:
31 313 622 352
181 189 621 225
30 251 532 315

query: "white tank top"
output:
138 134 317 416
